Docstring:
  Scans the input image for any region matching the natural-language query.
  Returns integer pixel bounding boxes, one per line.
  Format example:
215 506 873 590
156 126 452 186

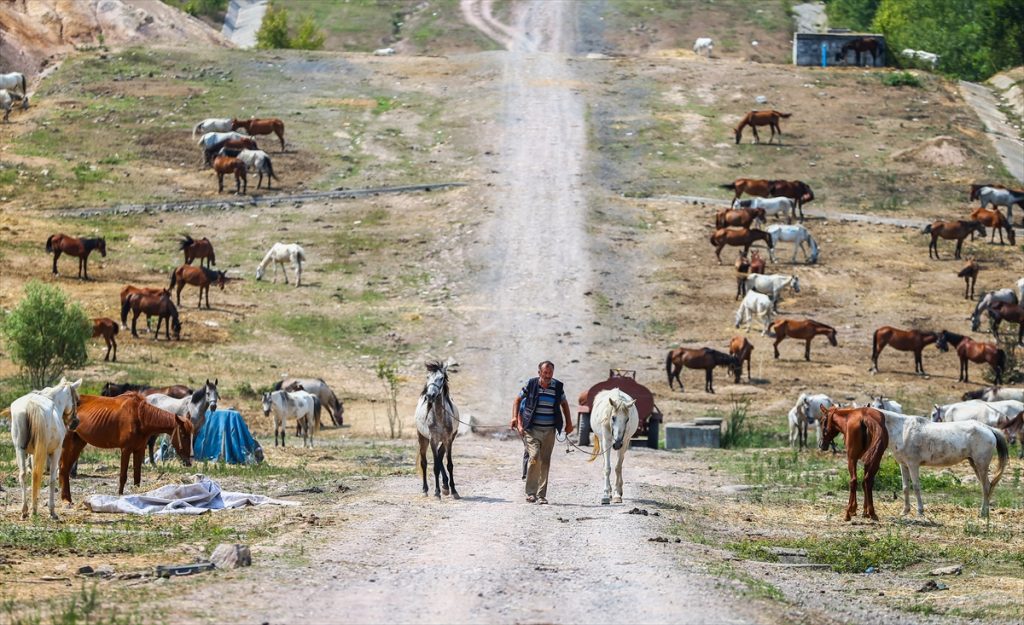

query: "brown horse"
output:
170 264 227 309
91 317 119 362
734 110 791 144
970 207 1015 245
735 251 750 300
729 336 754 382
923 220 985 259
179 235 216 268
119 285 167 331
749 250 766 275
99 383 194 467
720 178 773 205
939 331 1006 384
716 206 766 229
665 347 739 393
771 318 837 360
124 291 181 340
710 227 774 264
835 37 881 66
204 136 258 167
987 301 1024 346
958 257 979 299
819 406 889 521
213 155 247 194
232 117 285 151
768 180 815 221
870 326 946 375
59 393 193 504
45 234 106 280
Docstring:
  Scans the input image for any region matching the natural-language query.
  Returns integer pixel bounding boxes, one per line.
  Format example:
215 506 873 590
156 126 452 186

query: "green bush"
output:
256 4 325 51
881 71 922 87
0 281 90 388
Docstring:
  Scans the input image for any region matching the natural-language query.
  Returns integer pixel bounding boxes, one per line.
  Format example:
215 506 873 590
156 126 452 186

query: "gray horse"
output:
273 377 344 426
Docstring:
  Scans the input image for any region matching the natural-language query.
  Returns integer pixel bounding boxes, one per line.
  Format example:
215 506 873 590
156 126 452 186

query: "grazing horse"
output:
46 234 106 280
819 406 889 521
970 207 1015 245
256 242 305 286
125 291 181 340
734 110 791 145
788 393 834 450
170 264 227 309
221 148 278 189
91 317 119 362
771 319 837 361
415 360 460 499
977 187 1024 222
710 227 773 263
746 273 800 311
870 326 946 375
179 235 216 267
192 117 233 139
729 336 754 382
119 286 166 328
766 225 819 264
263 389 318 447
987 300 1024 345
212 155 247 193
207 137 259 167
939 331 1005 384
273 378 344 427
0 89 28 122
931 399 1023 429
720 178 773 206
59 393 194 503
923 220 985 259
587 389 639 505
737 196 796 223
693 37 713 58
735 290 776 335
971 288 1018 331
958 257 979 299
0 71 27 97
836 37 881 66
10 378 81 519
232 117 286 151
665 347 739 393
715 206 765 229
768 180 815 221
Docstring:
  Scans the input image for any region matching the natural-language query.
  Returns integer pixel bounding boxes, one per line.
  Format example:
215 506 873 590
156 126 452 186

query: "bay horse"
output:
91 317 119 362
958 256 979 299
720 178 773 206
729 336 754 382
749 250 766 275
987 300 1024 346
768 180 815 222
922 220 985 259
969 206 1015 245
586 389 639 505
59 393 193 504
734 251 751 300
665 347 739 393
939 331 1005 384
213 155 247 194
819 406 889 521
734 110 791 145
170 264 227 309
179 235 216 267
119 286 166 327
45 234 106 280
710 227 773 264
715 206 765 229
870 326 947 376
771 318 837 361
125 291 181 340
415 360 460 499
232 117 286 151
835 37 881 66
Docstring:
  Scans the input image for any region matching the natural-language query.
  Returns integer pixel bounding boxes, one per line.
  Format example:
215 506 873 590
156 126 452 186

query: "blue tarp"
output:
193 409 264 464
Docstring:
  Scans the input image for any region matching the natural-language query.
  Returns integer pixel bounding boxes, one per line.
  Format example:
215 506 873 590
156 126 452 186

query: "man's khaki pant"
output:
524 426 556 499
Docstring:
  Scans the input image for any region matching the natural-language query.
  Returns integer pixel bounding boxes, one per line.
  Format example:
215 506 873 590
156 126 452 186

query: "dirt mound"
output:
0 0 233 83
890 135 975 167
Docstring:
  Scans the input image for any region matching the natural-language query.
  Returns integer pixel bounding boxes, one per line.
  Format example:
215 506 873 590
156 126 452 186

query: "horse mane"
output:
200 266 220 281
420 360 450 399
179 235 195 251
191 386 206 404
943 331 967 347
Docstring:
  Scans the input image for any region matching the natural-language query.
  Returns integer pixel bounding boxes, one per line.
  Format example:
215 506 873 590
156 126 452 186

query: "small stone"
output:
210 544 252 569
929 564 962 576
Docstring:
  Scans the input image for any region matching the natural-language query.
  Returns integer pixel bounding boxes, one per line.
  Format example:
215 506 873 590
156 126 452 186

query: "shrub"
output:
256 3 291 50
881 71 922 87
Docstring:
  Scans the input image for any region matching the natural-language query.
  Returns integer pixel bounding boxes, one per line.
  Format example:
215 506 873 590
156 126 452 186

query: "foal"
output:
734 110 791 145
46 234 106 280
958 257 979 299
91 318 119 362
922 220 985 259
665 347 739 393
771 319 837 361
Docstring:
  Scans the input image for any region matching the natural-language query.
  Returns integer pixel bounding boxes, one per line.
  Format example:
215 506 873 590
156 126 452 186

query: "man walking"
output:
511 360 573 504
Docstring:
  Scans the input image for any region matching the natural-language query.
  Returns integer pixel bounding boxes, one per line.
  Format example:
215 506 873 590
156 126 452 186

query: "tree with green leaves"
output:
291 16 326 51
1 281 91 388
256 3 291 50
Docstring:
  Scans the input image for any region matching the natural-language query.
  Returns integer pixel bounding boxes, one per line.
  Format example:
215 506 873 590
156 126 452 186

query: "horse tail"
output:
120 295 133 326
921 223 933 235
19 74 26 96
192 122 201 139
297 247 306 262
312 398 322 437
588 433 600 463
45 234 55 253
862 411 888 468
719 182 737 190
777 111 792 118
111 321 119 336
996 349 1006 380
988 426 1009 488
665 350 675 386
178 235 194 251
266 155 278 180
169 268 177 290
871 328 881 362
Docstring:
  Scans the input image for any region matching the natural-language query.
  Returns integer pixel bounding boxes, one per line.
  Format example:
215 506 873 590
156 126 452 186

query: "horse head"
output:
216 271 228 289
827 327 838 347
422 361 449 405
609 393 637 450
929 404 943 422
818 405 841 451
261 392 273 416
97 238 107 257
171 315 182 340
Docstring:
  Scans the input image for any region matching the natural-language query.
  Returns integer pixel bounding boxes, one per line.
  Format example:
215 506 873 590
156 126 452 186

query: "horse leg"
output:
199 285 206 309
438 443 450 495
970 458 991 518
79 256 86 280
613 448 625 503
131 310 140 338
908 463 925 516
751 126 760 144
132 448 144 488
915 349 924 375
52 250 60 275
773 336 782 359
804 339 812 361
47 448 60 520
431 441 443 499
117 450 131 495
705 367 714 394
16 446 28 518
800 420 807 449
446 441 459 499
147 435 157 465
845 457 858 522
602 438 612 505
418 435 429 495
955 237 963 259
929 235 938 259
176 282 183 306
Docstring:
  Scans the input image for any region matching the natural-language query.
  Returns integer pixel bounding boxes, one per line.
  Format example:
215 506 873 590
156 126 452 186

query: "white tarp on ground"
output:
85 474 298 515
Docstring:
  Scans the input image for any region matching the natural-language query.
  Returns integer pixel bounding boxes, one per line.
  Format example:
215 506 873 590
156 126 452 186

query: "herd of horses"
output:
193 117 285 193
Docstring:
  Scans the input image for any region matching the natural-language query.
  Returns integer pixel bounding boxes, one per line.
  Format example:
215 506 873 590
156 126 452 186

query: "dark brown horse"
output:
91 317 119 362
735 251 751 300
939 331 1006 384
768 180 815 221
870 326 946 375
923 220 985 259
987 301 1024 346
771 318 837 360
119 285 167 332
710 227 774 263
958 256 979 299
45 234 106 280
720 178 773 205
59 393 193 504
716 206 766 229
170 264 227 309
665 347 739 393
232 117 285 151
124 291 180 340
179 235 216 268
729 336 754 382
835 37 881 66
970 207 1015 245
213 155 247 194
819 406 889 521
734 110 791 144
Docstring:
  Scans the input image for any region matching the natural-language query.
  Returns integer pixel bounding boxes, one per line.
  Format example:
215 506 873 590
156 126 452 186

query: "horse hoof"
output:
442 488 450 496
612 496 622 504
451 491 461 500
601 498 610 505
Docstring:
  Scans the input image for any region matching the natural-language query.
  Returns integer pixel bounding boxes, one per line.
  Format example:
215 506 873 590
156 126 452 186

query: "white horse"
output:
901 49 939 69
738 196 795 223
146 379 219 433
415 360 461 499
734 290 775 335
872 408 1009 518
766 224 819 264
978 187 1024 221
225 149 277 189
971 288 1018 331
745 273 800 311
0 72 27 96
1016 277 1024 303
788 393 833 449
930 399 1023 427
262 389 317 447
588 388 639 504
693 38 713 58
10 378 81 519
192 118 234 139
868 396 903 413
256 242 305 286
0 89 28 122
274 377 343 427
196 131 248 151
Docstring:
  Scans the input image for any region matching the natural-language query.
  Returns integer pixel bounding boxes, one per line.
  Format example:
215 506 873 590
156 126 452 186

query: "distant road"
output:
959 80 1024 184
222 0 267 49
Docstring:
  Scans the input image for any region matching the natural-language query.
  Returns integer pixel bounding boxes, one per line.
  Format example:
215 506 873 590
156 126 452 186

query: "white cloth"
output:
85 474 299 515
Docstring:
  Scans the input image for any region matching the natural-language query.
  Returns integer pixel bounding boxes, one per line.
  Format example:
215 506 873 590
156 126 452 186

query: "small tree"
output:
1 281 90 388
256 3 291 50
291 16 326 51
376 360 402 439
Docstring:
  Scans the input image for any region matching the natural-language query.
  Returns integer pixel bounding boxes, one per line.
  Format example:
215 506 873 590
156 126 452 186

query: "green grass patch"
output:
728 529 924 573
2 583 143 625
708 562 787 602
881 71 923 88
264 311 392 355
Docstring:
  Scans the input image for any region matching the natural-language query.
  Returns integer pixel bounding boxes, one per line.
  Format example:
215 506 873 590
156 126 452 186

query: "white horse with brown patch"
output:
262 389 318 447
588 388 638 505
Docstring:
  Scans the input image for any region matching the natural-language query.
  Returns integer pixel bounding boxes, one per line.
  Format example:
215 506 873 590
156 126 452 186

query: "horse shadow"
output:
456 495 507 504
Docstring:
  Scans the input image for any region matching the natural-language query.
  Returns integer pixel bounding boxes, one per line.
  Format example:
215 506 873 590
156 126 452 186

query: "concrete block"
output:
665 423 721 449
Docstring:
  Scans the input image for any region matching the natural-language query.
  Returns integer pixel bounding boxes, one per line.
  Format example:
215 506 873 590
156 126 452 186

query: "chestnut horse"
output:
716 206 765 229
710 227 774 263
958 257 979 299
835 37 881 66
734 110 791 145
922 220 985 259
749 250 766 275
720 178 773 205
232 117 285 151
119 285 167 330
768 180 815 222
45 234 106 280
665 347 739 393
771 318 837 361
819 406 889 521
179 235 216 268
939 331 1006 384
59 393 193 504
100 383 193 466
969 207 1015 245
729 336 754 382
870 326 946 375
170 264 227 309
91 317 119 362
987 301 1024 346
213 155 247 193
124 291 181 340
